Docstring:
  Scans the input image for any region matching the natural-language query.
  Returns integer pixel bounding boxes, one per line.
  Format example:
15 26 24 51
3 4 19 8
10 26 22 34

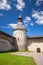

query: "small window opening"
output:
18 38 19 41
37 48 41 53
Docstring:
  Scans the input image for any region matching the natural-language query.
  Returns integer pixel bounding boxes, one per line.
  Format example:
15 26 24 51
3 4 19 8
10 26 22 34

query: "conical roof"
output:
16 21 24 29
16 16 24 29
14 16 27 31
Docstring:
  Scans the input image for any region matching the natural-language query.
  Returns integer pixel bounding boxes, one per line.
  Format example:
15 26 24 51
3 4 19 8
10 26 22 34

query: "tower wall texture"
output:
13 29 27 50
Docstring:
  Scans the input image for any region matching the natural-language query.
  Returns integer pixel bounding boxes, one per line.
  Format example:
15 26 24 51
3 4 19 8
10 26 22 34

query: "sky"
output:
0 0 43 36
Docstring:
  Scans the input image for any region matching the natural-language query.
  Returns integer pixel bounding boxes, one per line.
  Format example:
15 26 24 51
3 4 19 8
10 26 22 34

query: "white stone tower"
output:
13 16 27 50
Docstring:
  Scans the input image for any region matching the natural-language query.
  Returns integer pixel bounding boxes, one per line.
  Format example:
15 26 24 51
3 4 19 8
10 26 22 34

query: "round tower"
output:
13 16 27 50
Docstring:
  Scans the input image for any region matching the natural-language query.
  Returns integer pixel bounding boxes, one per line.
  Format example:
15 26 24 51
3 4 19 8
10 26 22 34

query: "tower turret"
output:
13 16 27 50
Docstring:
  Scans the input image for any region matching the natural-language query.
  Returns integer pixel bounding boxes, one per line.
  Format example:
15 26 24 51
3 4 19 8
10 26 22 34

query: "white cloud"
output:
15 0 25 11
23 16 32 27
9 23 17 29
35 0 43 6
1 23 17 29
40 11 43 15
32 10 43 25
32 11 40 19
0 0 11 10
30 22 34 26
2 26 10 28
24 16 31 23
0 14 3 16
24 23 28 27
36 16 43 25
25 16 31 21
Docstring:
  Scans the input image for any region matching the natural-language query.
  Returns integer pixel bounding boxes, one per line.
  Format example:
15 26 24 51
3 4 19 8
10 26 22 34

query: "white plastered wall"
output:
28 38 43 52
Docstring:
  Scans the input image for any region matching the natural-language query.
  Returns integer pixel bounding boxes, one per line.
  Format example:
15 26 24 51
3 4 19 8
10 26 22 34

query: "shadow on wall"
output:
0 37 19 53
12 37 19 51
0 38 18 53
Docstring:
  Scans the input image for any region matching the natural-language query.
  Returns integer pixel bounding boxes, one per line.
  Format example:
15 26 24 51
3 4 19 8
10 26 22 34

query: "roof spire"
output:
18 15 22 22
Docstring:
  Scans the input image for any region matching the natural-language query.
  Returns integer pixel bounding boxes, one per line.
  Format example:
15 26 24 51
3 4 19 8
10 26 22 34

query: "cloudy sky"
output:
0 0 43 36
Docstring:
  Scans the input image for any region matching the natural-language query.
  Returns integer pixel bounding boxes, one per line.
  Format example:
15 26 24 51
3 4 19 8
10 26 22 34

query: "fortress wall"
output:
0 33 14 52
0 38 13 51
27 38 43 52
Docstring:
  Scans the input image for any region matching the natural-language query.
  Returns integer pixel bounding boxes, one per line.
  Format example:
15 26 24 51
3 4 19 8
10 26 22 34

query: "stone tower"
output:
13 16 27 50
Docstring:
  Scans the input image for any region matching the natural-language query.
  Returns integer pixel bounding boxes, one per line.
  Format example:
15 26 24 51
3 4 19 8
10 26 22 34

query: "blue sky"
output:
0 0 43 36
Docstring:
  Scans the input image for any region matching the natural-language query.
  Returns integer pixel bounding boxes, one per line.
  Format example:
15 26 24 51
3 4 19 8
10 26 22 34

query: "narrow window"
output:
18 38 19 41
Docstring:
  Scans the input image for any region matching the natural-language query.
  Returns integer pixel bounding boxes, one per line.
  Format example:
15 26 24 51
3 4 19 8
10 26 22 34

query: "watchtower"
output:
13 16 27 50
